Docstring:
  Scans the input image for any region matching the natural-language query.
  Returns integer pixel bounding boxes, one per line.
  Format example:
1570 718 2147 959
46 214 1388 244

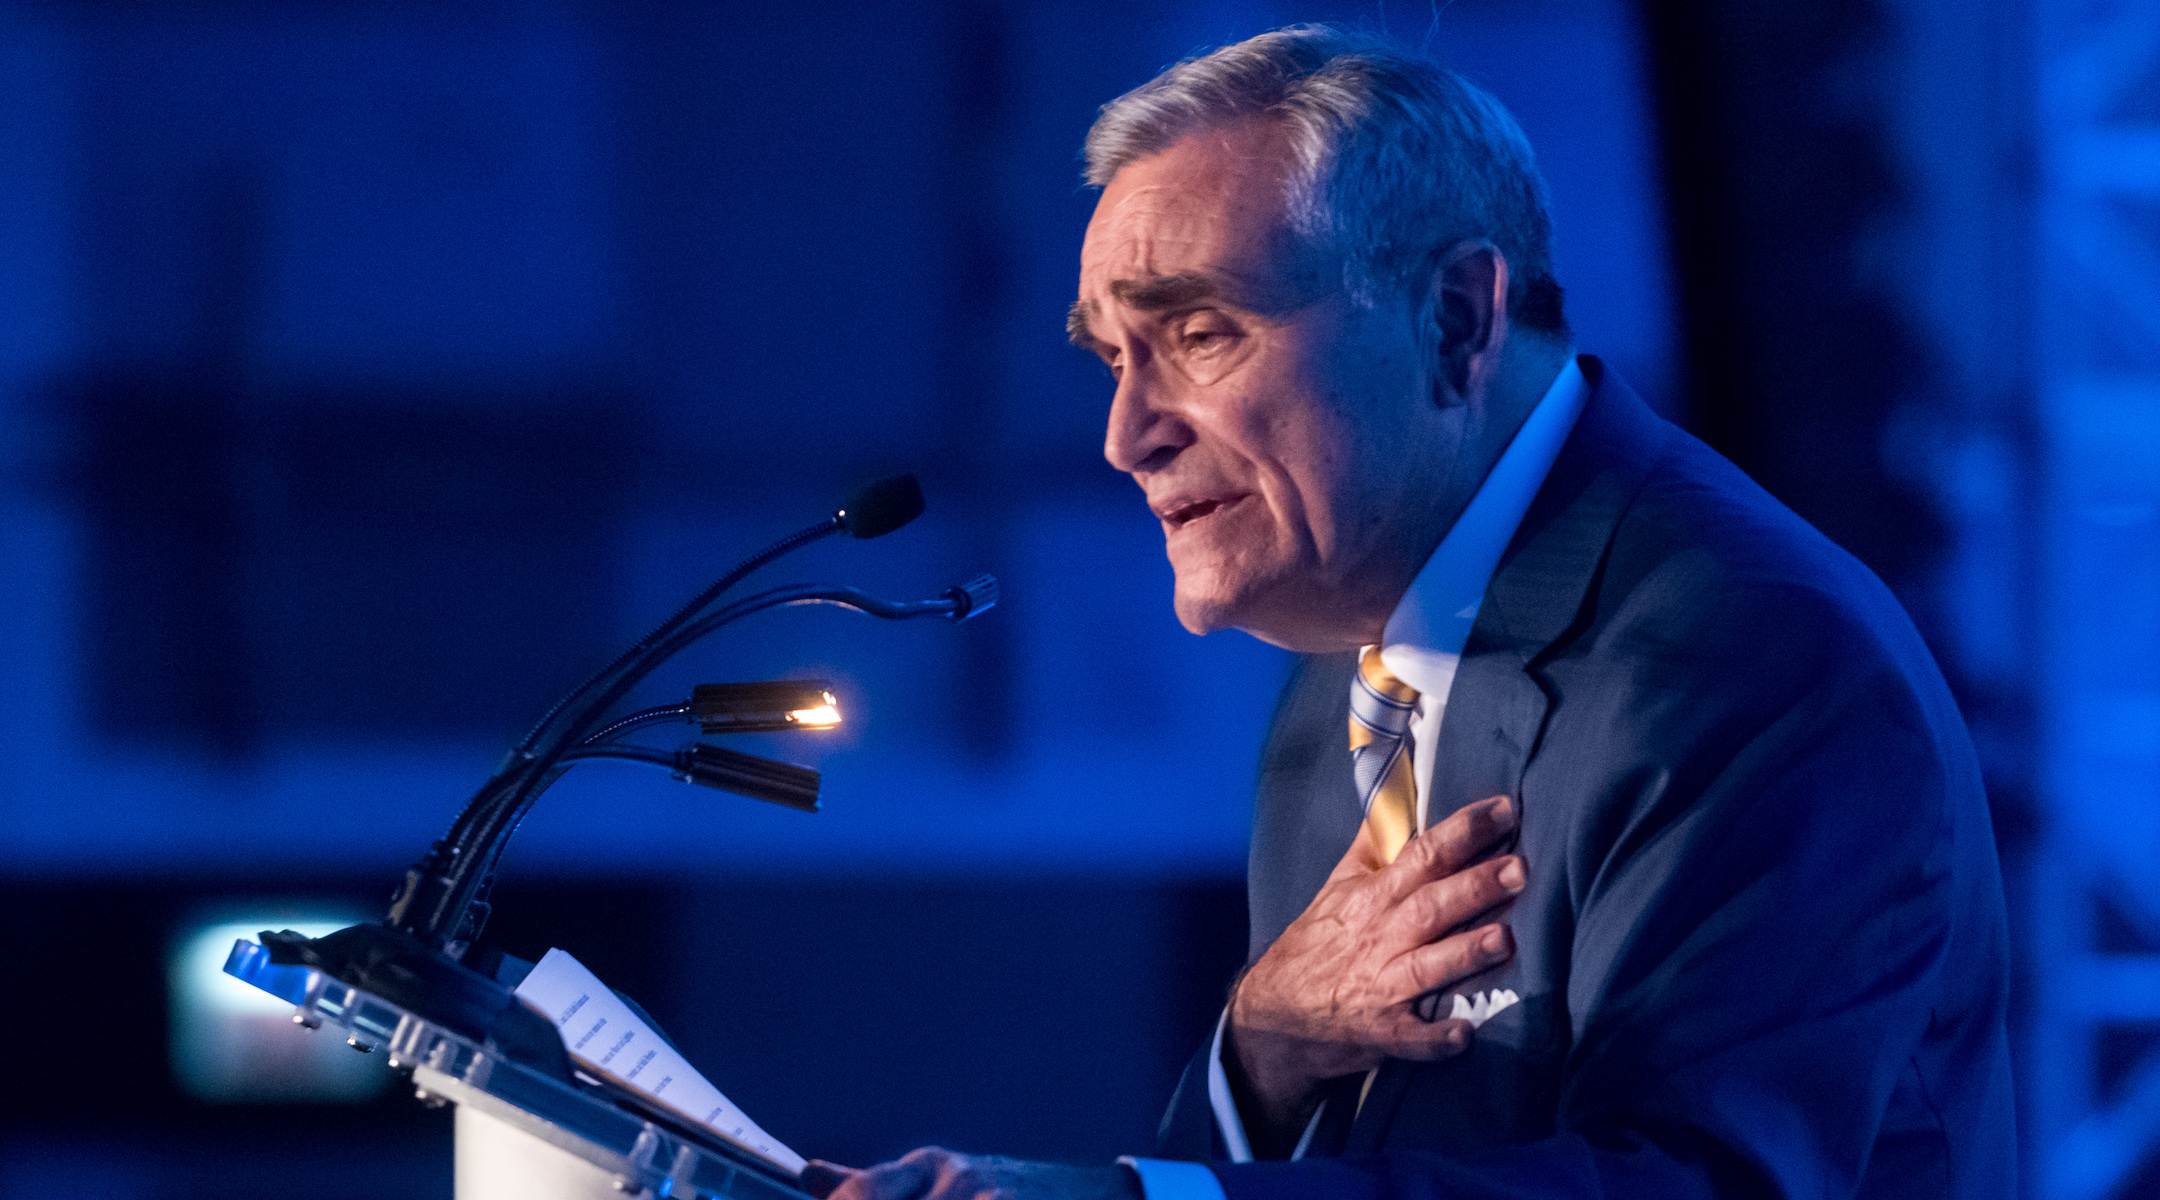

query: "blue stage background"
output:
0 2 2150 1198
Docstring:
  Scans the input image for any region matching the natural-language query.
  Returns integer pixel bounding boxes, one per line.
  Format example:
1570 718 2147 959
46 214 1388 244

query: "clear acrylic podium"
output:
223 938 815 1200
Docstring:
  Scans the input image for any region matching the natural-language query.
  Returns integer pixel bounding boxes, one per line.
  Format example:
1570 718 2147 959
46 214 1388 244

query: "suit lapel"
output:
1247 651 1366 962
1344 357 1672 1153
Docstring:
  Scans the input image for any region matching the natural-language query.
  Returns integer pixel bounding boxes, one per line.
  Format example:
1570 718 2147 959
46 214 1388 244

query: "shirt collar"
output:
1378 356 1590 700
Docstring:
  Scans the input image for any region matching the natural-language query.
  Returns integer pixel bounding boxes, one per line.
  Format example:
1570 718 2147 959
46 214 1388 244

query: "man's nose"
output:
1102 364 1192 476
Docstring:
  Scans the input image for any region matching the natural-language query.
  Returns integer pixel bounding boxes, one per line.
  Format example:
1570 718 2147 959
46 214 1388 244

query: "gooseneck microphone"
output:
260 473 995 1045
835 472 925 539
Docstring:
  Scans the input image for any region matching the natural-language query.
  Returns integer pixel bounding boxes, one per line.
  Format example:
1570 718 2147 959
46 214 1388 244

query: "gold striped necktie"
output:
1349 646 1421 863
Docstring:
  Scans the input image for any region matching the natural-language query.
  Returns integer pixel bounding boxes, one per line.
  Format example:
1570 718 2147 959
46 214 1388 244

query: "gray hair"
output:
1083 25 1566 335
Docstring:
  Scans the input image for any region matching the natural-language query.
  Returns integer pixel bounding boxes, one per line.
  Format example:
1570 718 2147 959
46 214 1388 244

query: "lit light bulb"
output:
789 699 841 728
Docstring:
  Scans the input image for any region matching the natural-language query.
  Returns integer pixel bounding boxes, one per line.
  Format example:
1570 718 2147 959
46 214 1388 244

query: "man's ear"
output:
1426 240 1510 405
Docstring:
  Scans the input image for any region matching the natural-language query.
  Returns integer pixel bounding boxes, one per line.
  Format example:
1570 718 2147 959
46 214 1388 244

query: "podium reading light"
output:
576 681 842 743
692 681 841 732
561 681 843 810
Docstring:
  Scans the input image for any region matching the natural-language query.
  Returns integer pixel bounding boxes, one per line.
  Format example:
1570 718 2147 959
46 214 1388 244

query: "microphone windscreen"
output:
836 474 925 539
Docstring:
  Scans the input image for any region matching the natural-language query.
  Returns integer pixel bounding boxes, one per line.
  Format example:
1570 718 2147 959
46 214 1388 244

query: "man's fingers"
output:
831 1155 938 1200
1420 794 1517 871
1388 922 1515 998
1328 795 1517 895
1384 795 1517 896
801 1162 859 1200
1370 1013 1477 1062
1390 854 1524 943
861 1161 933 1200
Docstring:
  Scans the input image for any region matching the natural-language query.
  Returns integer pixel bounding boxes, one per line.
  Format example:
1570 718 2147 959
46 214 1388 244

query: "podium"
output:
202 479 990 1200
223 938 815 1200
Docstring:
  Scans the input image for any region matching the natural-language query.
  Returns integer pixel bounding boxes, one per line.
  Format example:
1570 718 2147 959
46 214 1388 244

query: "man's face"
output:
1072 119 1439 651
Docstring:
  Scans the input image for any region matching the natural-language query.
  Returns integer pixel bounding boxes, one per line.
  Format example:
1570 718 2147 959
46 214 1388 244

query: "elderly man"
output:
807 25 2015 1200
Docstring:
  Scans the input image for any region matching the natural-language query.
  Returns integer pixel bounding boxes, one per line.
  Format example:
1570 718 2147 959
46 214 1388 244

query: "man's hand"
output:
802 1151 1139 1200
1225 794 1524 1153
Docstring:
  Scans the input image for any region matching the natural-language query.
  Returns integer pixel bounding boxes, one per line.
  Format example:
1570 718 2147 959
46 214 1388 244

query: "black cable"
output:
396 521 848 938
556 744 680 772
485 585 956 843
507 516 843 758
421 582 976 943
385 477 939 946
582 705 691 745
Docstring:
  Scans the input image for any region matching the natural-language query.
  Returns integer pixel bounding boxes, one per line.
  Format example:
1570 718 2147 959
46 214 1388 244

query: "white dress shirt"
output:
1122 357 1589 1200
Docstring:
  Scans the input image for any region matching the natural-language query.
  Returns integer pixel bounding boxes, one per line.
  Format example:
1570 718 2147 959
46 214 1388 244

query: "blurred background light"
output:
0 0 2151 1196
168 914 387 1105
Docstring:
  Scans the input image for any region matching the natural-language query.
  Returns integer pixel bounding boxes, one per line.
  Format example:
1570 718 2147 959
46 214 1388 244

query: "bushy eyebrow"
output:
1067 272 1223 347
1067 300 1098 347
1112 272 1218 311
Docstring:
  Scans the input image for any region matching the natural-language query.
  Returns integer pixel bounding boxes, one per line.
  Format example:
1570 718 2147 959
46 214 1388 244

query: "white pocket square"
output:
1450 988 1521 1028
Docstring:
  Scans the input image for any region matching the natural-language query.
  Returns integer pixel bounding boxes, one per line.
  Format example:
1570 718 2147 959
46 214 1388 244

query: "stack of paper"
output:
513 948 806 1176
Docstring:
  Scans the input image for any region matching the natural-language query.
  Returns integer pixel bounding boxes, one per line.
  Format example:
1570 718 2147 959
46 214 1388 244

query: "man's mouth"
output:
1158 493 1246 529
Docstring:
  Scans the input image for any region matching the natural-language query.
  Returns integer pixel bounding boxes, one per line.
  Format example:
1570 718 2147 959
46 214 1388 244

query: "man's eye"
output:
1179 318 1239 353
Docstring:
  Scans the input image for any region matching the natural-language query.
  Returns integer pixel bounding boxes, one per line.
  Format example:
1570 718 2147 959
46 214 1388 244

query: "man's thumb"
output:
800 1161 859 1198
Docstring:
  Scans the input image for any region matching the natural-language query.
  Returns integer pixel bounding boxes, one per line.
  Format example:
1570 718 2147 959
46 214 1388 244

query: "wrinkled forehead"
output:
1077 122 1319 315
1080 180 1282 279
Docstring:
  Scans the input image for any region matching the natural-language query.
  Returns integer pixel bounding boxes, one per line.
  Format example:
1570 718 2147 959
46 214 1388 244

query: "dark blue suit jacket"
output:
1156 360 2016 1198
